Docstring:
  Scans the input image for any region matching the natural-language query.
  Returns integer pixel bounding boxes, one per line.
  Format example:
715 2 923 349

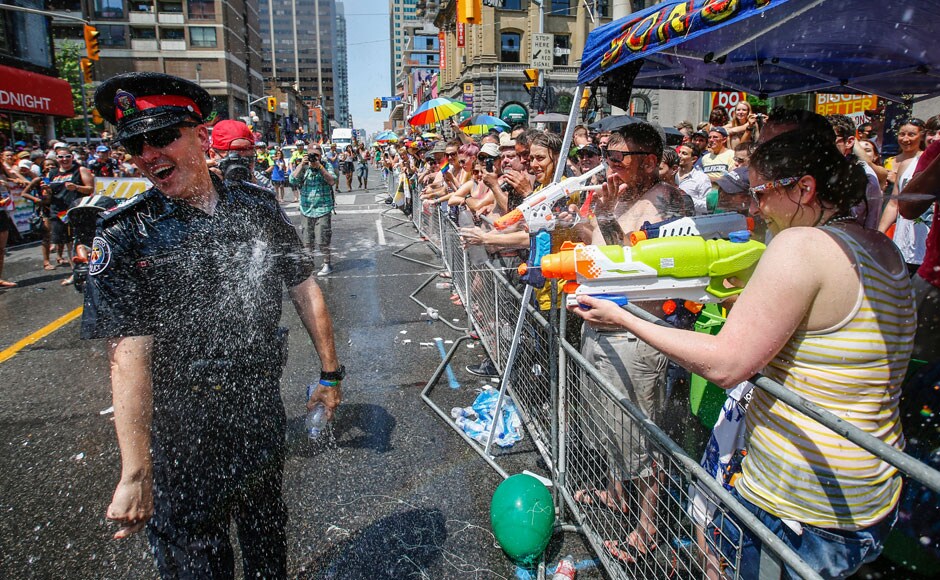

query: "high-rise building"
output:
389 0 418 97
258 0 335 116
49 0 266 123
333 2 350 127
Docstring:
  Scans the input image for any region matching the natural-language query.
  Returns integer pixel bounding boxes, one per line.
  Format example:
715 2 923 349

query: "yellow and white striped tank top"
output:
737 226 916 530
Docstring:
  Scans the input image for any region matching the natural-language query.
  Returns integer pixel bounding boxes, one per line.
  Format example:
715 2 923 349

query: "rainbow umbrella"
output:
408 97 466 127
374 130 399 143
459 114 510 135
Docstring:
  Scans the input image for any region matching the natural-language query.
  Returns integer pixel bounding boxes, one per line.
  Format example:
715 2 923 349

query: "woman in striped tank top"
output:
570 129 916 579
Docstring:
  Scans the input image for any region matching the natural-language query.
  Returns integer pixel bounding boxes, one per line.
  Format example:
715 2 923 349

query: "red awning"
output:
0 64 75 117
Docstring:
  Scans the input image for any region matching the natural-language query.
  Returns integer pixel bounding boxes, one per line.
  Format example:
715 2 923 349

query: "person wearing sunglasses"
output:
47 142 95 276
573 123 694 564
82 72 343 579
573 129 915 579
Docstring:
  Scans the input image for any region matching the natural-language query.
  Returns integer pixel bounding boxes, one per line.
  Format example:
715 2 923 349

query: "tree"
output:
55 41 102 138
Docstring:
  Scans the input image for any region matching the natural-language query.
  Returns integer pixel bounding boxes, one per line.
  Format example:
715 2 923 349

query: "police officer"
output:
82 72 343 579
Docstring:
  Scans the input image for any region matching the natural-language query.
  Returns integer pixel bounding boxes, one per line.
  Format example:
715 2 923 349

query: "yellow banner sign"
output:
814 94 878 117
95 177 151 199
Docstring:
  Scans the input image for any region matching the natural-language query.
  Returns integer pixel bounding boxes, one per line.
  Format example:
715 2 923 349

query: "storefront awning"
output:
0 64 75 117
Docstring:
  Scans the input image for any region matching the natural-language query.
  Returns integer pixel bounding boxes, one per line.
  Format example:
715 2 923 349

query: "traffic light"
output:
83 24 100 61
80 57 94 84
457 0 482 24
267 96 276 113
579 87 590 110
523 69 539 93
374 98 382 112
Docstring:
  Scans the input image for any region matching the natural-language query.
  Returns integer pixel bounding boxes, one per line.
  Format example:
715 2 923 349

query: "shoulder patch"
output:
99 188 158 226
88 236 112 276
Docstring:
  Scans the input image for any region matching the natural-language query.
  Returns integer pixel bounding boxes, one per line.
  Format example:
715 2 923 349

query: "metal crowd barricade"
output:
401 184 940 580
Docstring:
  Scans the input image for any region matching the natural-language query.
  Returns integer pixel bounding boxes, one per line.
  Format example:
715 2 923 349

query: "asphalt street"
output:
0 181 600 579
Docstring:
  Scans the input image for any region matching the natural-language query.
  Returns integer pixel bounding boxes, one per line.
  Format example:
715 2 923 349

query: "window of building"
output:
94 0 124 19
501 0 522 9
47 0 84 12
130 26 156 39
500 31 520 62
596 0 609 17
553 34 569 66
99 24 127 46
631 95 652 120
189 26 216 47
160 27 184 39
188 0 215 20
158 0 183 13
130 0 153 11
551 0 571 16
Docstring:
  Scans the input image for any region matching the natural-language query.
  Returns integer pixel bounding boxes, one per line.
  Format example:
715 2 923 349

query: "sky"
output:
340 0 393 137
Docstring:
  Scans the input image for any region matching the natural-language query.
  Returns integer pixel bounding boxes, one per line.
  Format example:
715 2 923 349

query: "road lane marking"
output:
0 306 83 364
375 219 387 245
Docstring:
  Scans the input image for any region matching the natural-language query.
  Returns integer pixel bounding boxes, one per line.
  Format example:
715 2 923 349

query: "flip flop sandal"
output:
604 532 658 565
43 264 56 270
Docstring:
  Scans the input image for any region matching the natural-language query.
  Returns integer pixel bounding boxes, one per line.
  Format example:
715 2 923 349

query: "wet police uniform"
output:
81 175 315 578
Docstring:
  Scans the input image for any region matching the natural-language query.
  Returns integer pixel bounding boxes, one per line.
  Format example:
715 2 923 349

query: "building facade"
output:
0 2 74 147
258 0 335 140
389 0 418 97
423 0 705 130
48 0 268 126
333 1 349 127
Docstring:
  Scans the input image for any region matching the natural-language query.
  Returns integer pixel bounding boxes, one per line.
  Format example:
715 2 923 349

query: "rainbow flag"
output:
440 162 451 175
57 209 69 224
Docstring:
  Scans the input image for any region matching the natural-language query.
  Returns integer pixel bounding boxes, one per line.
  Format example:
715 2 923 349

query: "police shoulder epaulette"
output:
99 188 160 225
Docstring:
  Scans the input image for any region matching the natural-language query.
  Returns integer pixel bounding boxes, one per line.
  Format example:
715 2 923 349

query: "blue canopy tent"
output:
553 0 940 180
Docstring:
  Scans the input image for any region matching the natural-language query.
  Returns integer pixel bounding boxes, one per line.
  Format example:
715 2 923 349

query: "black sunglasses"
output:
605 149 654 163
904 118 926 128
123 123 199 156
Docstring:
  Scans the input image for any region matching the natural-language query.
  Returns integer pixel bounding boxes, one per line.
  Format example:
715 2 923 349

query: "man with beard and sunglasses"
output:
81 72 344 579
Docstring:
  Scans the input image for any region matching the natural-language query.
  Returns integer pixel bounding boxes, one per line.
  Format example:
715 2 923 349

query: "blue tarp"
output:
579 0 940 101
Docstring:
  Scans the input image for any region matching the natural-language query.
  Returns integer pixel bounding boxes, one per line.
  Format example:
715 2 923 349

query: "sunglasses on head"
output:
604 149 654 163
123 122 199 156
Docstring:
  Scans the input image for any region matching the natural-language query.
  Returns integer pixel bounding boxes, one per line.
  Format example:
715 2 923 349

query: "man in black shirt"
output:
83 72 344 579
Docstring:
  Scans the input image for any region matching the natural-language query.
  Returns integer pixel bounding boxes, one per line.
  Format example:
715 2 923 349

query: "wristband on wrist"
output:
318 378 339 388
320 365 345 382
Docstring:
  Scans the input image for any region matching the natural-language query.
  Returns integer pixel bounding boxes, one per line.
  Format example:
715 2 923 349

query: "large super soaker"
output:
492 163 606 287
540 233 766 308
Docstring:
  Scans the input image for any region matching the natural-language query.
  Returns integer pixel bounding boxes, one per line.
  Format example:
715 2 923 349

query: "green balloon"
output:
490 474 555 566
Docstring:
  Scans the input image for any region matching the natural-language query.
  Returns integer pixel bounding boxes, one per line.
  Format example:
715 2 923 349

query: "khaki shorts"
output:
580 324 668 480
302 214 332 251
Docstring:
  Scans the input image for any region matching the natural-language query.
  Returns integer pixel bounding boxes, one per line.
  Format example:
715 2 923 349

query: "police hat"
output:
95 72 214 145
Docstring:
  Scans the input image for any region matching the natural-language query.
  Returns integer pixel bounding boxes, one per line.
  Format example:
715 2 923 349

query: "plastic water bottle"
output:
552 555 576 579
305 385 329 439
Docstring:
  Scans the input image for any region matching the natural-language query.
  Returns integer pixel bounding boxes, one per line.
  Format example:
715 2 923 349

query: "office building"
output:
389 0 418 97
334 2 349 127
48 0 267 124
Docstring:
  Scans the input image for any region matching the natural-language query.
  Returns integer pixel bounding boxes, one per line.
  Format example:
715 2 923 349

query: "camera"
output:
217 152 253 182
484 157 495 173
500 181 514 194
308 153 321 164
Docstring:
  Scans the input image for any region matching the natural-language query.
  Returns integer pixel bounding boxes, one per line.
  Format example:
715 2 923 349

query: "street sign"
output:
381 96 402 102
531 33 554 71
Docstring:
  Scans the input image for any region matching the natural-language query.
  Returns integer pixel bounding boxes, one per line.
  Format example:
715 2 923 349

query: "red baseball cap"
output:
210 120 254 151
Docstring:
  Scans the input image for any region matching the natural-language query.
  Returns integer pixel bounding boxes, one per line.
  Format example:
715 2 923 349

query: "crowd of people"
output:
394 106 938 579
0 122 379 287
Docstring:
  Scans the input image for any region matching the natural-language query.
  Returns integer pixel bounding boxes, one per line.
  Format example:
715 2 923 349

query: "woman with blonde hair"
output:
724 101 759 148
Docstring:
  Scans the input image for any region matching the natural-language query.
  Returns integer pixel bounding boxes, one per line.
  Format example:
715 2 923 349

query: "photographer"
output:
290 148 337 276
208 120 273 190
